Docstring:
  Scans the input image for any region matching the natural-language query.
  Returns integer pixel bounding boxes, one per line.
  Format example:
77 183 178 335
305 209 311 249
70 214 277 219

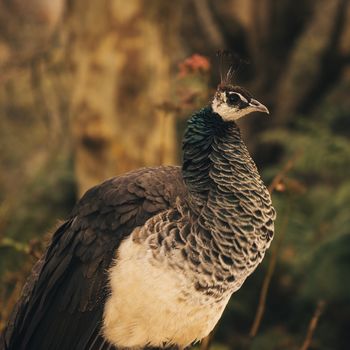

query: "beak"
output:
249 99 269 115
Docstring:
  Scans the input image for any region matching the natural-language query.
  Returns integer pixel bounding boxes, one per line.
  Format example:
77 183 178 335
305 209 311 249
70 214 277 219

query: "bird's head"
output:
211 83 269 121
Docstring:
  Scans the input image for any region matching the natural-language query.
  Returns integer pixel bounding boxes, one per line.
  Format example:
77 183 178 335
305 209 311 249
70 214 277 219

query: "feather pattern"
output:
1 105 275 350
137 106 275 299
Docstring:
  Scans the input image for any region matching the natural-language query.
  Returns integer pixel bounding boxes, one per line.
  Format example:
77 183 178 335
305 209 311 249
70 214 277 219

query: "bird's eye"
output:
227 93 241 105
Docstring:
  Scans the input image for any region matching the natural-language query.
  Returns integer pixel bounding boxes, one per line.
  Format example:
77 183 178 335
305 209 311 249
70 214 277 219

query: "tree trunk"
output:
68 0 183 195
0 0 184 198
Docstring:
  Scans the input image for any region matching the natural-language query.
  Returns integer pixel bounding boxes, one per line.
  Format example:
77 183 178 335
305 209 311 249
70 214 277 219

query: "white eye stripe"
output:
227 92 249 104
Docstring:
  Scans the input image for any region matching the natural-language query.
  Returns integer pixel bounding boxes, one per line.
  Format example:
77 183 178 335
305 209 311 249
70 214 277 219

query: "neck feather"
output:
182 105 271 242
179 107 275 295
182 106 239 206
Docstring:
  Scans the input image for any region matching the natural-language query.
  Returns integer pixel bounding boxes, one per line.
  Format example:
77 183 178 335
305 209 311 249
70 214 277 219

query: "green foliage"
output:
4 156 76 241
246 101 350 349
303 233 350 301
0 153 76 286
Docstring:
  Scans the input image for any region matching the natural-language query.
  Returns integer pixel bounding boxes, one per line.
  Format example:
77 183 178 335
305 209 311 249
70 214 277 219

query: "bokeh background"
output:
1 1 350 349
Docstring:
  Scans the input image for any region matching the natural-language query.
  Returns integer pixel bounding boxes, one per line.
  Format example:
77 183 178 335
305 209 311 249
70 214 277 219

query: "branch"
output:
200 328 215 350
192 0 226 49
268 151 302 194
274 0 346 122
249 208 289 337
249 152 301 338
300 300 326 350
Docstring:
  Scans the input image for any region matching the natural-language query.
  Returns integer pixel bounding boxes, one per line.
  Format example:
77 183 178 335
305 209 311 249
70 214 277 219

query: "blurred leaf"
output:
302 234 350 301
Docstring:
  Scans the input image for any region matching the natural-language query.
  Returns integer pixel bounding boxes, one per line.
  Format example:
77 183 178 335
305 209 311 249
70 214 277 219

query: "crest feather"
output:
216 50 249 86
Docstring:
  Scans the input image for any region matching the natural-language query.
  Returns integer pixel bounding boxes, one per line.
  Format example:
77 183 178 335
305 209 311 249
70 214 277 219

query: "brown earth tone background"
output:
1 1 350 349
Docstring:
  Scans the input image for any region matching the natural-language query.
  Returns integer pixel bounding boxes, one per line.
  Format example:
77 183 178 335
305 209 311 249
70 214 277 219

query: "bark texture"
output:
0 0 183 197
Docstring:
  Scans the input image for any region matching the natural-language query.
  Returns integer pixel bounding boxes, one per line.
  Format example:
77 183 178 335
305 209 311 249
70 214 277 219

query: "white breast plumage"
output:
102 229 230 349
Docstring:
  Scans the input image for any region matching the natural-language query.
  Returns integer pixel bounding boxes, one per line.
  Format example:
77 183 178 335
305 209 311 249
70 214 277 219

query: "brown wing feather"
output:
1 166 186 350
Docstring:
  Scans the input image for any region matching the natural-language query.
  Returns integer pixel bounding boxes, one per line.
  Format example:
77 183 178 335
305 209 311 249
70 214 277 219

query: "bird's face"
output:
211 85 269 121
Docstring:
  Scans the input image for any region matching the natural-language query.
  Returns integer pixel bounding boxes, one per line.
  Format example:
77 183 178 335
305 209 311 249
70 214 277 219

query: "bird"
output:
1 79 276 350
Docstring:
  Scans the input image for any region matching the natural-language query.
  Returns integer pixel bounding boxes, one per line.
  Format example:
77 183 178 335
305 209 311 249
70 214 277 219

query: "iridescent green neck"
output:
181 106 233 205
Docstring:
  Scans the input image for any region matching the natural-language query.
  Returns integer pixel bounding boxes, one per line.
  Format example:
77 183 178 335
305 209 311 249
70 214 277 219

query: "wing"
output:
1 166 186 350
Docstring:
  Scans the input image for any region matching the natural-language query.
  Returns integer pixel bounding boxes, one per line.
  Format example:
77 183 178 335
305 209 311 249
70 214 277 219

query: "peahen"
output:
1 80 275 350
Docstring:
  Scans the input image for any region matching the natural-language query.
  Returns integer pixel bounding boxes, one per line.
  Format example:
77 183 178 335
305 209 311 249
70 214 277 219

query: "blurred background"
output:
1 0 350 349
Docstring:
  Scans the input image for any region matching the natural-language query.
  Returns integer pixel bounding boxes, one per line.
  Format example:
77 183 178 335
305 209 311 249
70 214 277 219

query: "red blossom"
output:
178 54 210 77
